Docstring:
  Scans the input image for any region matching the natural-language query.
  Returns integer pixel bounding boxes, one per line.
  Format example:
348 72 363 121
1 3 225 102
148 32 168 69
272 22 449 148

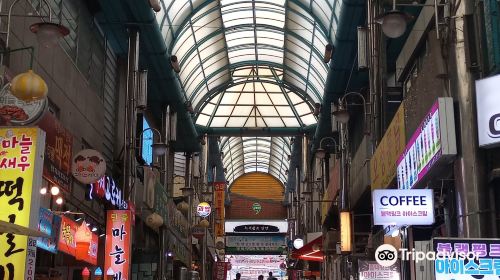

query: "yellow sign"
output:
370 104 406 189
0 127 45 279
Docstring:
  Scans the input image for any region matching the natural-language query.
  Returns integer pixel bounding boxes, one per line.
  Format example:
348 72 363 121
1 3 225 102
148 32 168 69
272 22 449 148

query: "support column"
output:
449 2 490 238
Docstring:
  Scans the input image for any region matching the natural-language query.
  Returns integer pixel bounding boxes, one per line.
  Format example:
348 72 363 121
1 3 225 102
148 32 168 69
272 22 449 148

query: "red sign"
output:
105 210 132 280
214 182 225 237
88 176 127 209
80 233 98 265
58 216 77 256
213 261 228 280
38 112 73 191
57 216 98 265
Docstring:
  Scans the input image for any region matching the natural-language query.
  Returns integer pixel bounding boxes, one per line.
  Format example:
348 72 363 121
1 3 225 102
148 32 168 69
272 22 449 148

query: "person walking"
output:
258 275 264 280
235 273 241 280
267 272 273 280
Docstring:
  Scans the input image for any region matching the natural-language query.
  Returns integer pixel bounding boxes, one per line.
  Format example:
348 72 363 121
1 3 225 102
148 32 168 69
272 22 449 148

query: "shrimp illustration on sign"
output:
252 203 262 214
71 149 106 184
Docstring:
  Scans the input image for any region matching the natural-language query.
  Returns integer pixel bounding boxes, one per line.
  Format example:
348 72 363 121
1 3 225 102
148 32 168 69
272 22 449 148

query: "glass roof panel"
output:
158 0 345 183
221 136 290 184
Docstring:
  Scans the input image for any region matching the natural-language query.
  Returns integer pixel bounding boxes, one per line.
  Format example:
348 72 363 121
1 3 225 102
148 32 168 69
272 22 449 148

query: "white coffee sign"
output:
372 189 434 226
476 74 500 148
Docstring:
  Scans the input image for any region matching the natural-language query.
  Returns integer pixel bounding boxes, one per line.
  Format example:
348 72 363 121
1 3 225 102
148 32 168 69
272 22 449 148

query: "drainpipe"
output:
123 28 139 202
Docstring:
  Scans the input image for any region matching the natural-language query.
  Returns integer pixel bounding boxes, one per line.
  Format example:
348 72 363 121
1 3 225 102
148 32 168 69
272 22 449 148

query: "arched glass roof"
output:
220 137 291 184
155 0 343 183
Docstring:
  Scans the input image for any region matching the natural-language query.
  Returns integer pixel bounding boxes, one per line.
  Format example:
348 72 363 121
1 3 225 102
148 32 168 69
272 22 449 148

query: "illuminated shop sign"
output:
358 260 400 280
105 210 132 280
36 207 61 253
142 117 153 165
0 127 45 280
476 74 500 148
226 220 287 233
397 98 456 190
57 216 98 265
234 225 280 233
433 238 500 279
226 235 287 254
88 175 127 209
372 189 434 226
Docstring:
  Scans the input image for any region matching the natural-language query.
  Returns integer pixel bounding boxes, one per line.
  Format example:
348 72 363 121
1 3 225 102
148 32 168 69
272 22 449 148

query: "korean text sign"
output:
433 238 500 280
370 104 406 189
105 210 132 280
213 261 228 280
0 127 45 279
358 260 400 280
37 207 61 253
372 189 434 226
214 182 225 237
37 113 73 192
58 216 78 256
396 98 456 189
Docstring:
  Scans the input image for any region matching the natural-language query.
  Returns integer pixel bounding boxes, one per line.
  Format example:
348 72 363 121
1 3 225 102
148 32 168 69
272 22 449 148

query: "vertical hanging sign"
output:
213 261 228 280
214 182 225 237
0 127 45 280
105 210 132 280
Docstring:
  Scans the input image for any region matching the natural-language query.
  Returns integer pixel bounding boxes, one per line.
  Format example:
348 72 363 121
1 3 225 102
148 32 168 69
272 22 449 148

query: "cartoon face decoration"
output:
71 149 106 184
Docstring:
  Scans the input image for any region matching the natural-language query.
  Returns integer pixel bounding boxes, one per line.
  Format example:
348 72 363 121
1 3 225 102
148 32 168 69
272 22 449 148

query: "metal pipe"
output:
340 122 347 210
202 227 207 280
434 0 440 39
185 153 193 272
162 106 170 186
123 28 139 201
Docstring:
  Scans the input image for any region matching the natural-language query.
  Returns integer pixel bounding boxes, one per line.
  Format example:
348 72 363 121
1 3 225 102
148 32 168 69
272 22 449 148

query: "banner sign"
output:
214 262 228 280
0 127 45 280
214 182 225 237
58 216 78 256
88 175 127 209
372 189 434 226
105 210 132 280
81 233 98 265
358 260 400 280
225 221 288 233
397 98 456 189
476 74 500 148
36 207 61 253
71 149 106 185
37 113 73 192
371 104 405 189
433 238 500 279
226 235 287 254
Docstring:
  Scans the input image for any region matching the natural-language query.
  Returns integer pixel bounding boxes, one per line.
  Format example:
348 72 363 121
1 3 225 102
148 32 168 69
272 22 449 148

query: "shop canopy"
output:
291 236 324 262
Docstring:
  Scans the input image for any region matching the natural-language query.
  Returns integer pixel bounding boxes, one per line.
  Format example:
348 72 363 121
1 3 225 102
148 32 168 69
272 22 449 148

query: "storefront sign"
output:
36 207 61 253
226 220 287 233
358 260 400 280
476 74 500 148
214 262 228 280
197 202 212 217
88 175 127 209
233 224 279 233
397 98 456 189
58 216 78 256
72 149 106 185
0 127 45 280
214 182 225 237
433 238 500 279
226 235 286 254
0 88 47 125
80 233 98 265
372 189 434 226
37 113 73 191
371 104 406 189
105 210 132 280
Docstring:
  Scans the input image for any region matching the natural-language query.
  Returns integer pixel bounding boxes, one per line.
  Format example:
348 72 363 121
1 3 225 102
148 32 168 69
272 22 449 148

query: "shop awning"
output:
291 236 324 262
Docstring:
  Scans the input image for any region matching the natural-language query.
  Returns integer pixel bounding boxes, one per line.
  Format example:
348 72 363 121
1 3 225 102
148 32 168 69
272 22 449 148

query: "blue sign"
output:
36 207 61 253
142 117 153 165
433 238 500 280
